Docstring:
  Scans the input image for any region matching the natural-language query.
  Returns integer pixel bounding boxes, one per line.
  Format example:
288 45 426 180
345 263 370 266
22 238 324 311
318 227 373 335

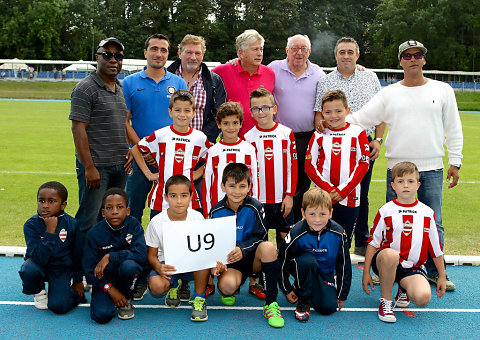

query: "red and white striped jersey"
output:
305 123 370 207
202 138 258 216
368 199 443 268
244 122 298 204
137 125 211 211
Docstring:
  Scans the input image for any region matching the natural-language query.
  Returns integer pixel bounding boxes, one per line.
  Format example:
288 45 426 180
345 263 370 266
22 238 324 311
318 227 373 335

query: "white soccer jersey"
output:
305 123 370 207
244 123 297 204
137 126 211 211
145 208 204 262
202 138 258 216
368 199 443 268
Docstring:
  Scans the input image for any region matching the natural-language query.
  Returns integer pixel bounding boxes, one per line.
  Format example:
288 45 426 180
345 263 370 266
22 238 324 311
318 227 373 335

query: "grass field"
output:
0 99 479 254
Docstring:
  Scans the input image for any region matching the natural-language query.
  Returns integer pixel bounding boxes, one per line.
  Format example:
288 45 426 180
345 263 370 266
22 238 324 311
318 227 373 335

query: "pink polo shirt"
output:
213 62 275 137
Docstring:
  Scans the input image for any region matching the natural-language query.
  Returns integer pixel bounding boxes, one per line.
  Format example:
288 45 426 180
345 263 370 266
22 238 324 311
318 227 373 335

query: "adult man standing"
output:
122 34 187 224
346 40 463 290
69 37 129 240
314 37 384 256
268 34 326 222
167 34 226 143
213 29 275 137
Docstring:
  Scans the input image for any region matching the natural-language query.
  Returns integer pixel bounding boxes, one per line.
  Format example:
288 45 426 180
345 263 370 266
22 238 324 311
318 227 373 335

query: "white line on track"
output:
0 301 479 312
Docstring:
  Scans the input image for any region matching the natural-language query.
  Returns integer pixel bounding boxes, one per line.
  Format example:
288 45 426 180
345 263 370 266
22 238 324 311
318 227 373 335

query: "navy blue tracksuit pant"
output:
90 259 142 324
19 258 82 314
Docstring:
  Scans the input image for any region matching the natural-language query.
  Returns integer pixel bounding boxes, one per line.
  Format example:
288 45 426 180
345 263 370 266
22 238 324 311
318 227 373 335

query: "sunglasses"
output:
96 52 124 61
402 52 424 60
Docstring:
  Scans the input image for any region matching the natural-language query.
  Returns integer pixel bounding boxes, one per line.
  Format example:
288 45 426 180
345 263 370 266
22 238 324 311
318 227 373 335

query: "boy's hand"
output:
42 216 58 234
436 276 447 298
143 152 157 167
337 300 345 310
329 189 343 202
108 286 128 307
286 291 298 304
227 247 243 263
158 263 176 280
362 272 374 294
94 254 110 278
211 261 227 277
281 195 293 218
71 282 85 298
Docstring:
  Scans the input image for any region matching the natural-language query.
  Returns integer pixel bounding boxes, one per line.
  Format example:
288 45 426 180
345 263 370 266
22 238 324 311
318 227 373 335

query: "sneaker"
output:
263 302 285 328
295 300 311 322
394 286 410 307
427 274 456 291
165 280 181 307
118 299 135 320
179 280 191 301
220 293 236 306
372 273 380 285
34 289 48 310
205 283 215 297
133 283 147 301
189 296 208 322
378 298 396 323
354 246 366 257
248 283 266 299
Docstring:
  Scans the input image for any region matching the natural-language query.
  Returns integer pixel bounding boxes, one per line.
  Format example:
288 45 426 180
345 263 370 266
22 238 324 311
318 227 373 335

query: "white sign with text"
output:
163 216 236 274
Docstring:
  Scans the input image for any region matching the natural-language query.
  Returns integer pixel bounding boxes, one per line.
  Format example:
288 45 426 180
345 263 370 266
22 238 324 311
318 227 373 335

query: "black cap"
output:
96 37 125 52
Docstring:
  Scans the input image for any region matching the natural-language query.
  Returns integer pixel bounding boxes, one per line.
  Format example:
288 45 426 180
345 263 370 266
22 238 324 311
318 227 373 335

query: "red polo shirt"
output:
213 62 275 137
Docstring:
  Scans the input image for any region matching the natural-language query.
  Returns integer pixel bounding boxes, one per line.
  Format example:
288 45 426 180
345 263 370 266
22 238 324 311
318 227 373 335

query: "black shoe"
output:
179 280 191 301
295 299 311 322
133 283 147 301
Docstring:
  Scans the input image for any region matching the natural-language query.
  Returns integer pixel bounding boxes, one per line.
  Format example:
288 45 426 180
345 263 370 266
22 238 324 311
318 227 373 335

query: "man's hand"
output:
158 263 176 280
227 247 243 263
124 149 133 174
85 165 101 189
286 291 298 304
329 189 343 202
369 139 381 160
356 64 366 71
71 282 85 298
436 275 446 298
446 165 460 188
211 261 227 277
146 171 159 182
192 165 205 181
314 111 328 133
337 300 345 310
94 254 110 278
108 286 128 307
227 58 239 66
144 152 157 167
281 195 293 218
362 272 374 294
42 216 58 234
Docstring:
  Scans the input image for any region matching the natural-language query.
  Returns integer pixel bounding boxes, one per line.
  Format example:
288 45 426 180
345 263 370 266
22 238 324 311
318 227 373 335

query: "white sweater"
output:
346 79 463 171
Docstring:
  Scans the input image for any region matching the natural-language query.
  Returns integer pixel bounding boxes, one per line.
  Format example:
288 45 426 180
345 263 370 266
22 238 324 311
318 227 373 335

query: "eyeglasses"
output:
289 46 309 54
401 52 424 60
96 52 124 61
250 105 274 114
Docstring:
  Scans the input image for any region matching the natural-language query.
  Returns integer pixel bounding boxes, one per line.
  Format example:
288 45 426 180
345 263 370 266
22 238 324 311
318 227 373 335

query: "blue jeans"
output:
125 160 157 224
75 158 127 241
386 168 444 277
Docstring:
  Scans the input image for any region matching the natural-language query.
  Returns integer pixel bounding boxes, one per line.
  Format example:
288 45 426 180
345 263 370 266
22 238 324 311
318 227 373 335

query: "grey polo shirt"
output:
69 72 129 167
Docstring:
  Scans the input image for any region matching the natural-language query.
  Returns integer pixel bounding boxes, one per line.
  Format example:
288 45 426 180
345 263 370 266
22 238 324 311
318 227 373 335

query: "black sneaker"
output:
133 283 147 301
179 280 191 301
295 299 311 322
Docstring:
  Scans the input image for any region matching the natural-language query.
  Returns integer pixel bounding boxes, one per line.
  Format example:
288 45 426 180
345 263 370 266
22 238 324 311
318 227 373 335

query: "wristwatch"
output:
374 137 383 145
104 283 112 292
453 164 461 170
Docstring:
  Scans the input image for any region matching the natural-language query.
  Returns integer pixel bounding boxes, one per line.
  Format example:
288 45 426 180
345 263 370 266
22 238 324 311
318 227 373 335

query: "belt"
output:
294 130 314 137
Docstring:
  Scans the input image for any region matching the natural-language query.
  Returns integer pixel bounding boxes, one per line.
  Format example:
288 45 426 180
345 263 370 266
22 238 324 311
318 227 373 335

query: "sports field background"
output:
0 84 479 255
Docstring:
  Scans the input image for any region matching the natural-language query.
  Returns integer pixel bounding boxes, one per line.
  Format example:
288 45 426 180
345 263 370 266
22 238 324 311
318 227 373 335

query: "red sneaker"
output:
394 286 410 307
378 298 396 323
248 283 266 299
205 283 215 297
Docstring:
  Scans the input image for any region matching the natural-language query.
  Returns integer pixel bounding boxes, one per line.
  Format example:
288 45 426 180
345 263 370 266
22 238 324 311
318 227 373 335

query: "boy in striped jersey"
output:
244 88 297 247
130 90 211 219
362 162 446 323
305 90 370 247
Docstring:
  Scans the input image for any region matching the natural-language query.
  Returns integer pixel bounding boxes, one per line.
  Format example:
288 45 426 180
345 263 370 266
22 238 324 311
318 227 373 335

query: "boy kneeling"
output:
210 163 284 328
145 175 210 322
362 162 446 323
278 187 352 322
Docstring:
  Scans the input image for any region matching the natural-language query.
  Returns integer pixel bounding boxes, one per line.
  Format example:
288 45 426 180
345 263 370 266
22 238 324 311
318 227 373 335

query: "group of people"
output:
18 29 463 327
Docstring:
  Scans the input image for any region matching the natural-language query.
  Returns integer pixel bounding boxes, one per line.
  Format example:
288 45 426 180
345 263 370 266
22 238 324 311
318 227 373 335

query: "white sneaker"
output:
34 289 48 310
